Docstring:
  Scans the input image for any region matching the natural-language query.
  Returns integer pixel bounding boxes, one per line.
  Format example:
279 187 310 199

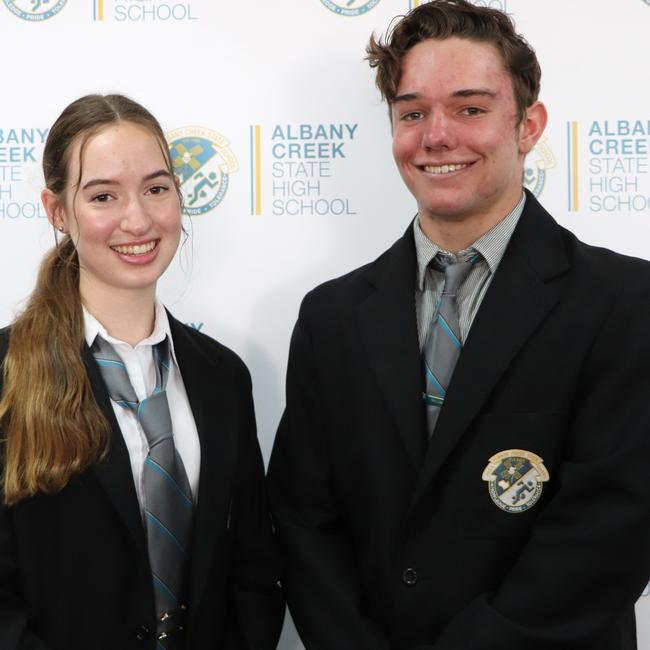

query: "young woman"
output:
0 94 283 650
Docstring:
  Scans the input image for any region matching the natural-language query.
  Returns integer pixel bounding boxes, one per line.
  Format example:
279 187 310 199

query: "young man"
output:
268 2 650 648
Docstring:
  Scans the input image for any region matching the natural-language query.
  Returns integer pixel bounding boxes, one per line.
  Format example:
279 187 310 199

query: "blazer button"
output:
134 625 150 641
402 568 418 586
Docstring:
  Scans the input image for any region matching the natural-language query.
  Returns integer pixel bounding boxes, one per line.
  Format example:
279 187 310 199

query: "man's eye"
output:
462 107 484 116
403 111 424 121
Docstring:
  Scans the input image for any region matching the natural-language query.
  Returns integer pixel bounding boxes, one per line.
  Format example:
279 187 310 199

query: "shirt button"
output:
402 567 418 586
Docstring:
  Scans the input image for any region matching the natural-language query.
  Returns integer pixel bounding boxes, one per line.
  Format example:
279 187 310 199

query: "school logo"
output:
166 126 238 217
482 449 550 514
524 137 556 198
320 0 380 17
3 0 67 20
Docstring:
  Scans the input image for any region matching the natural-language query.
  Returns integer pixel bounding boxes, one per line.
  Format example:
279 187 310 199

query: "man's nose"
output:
421 111 457 151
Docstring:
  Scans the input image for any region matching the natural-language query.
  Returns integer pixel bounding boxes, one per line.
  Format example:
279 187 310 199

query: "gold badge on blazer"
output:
482 449 550 513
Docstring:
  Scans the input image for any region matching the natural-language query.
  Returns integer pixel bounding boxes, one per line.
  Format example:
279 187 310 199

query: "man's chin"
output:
417 203 477 224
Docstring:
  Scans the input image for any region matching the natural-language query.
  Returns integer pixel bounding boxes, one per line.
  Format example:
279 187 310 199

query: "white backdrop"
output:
1 0 649 648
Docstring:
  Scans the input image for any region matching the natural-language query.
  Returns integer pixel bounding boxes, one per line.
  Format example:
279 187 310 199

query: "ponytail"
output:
0 238 110 505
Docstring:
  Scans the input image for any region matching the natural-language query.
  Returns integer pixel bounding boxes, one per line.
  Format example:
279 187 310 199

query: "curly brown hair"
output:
366 0 541 124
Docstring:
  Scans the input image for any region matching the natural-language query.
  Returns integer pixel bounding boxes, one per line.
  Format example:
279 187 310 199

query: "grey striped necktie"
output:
92 336 192 649
422 252 479 438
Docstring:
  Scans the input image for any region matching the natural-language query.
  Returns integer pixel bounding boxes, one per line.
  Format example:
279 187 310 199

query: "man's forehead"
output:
398 37 508 75
394 37 512 97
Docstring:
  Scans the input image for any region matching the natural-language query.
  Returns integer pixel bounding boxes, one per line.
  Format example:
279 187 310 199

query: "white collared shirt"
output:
84 302 201 515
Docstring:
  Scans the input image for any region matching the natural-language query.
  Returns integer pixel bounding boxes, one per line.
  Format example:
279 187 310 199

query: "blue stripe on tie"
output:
154 346 171 371
437 315 462 350
115 399 138 409
145 512 187 557
96 358 126 369
144 458 193 508
152 573 179 604
425 367 446 397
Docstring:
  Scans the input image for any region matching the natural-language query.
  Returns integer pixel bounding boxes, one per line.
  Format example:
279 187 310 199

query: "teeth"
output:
423 163 468 174
112 241 157 255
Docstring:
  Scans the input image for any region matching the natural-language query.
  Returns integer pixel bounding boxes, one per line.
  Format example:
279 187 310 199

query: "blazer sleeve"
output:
224 361 285 650
0 333 53 650
425 285 650 650
268 306 391 650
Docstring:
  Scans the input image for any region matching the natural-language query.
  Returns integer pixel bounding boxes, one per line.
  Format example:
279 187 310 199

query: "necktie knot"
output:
92 336 172 448
432 252 478 296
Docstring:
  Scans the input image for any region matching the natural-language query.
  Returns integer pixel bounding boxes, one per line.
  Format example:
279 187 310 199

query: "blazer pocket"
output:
455 410 567 540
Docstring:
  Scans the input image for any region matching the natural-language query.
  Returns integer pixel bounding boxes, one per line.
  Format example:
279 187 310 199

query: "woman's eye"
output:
148 185 168 195
92 193 112 203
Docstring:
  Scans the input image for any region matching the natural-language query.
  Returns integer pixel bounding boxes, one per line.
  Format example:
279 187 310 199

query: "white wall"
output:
1 0 648 647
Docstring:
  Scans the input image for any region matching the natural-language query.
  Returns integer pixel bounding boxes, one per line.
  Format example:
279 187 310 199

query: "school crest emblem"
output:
3 0 67 20
166 126 238 216
319 0 380 16
482 449 549 513
524 136 556 198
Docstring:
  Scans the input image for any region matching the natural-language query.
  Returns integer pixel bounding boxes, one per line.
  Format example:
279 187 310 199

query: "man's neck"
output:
417 193 524 253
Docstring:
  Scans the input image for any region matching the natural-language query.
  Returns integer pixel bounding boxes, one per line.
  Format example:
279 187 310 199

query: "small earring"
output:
57 225 64 232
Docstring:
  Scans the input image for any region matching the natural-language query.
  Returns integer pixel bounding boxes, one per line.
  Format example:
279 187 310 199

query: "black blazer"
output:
0 313 284 650
268 191 650 650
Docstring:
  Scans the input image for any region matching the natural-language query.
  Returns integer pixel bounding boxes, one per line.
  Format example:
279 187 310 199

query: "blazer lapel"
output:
410 194 571 508
85 346 148 561
357 227 428 469
167 316 238 618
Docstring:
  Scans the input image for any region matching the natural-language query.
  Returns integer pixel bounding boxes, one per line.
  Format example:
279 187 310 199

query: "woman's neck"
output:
81 279 157 347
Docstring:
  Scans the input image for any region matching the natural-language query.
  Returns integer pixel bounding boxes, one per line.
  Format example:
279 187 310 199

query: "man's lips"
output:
420 162 473 175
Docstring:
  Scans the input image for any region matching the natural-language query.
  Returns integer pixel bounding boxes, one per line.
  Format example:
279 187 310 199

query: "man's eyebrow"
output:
452 88 497 99
81 169 172 191
393 88 498 104
393 92 420 104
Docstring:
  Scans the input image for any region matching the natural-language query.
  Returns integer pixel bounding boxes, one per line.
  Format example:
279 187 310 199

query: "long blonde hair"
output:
0 94 178 505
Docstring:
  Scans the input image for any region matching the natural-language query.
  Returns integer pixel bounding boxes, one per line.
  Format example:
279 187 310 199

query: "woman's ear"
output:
41 189 67 233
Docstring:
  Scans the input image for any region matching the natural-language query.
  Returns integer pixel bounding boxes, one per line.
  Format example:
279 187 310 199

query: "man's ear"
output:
518 101 548 155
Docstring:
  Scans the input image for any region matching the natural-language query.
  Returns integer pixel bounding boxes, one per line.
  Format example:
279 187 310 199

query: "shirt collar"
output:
413 192 526 291
83 300 178 367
